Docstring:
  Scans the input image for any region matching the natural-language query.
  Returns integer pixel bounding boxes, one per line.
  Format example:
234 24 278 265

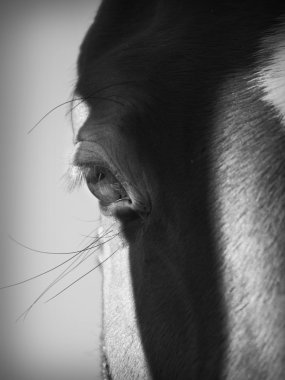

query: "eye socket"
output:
86 166 130 206
82 164 150 221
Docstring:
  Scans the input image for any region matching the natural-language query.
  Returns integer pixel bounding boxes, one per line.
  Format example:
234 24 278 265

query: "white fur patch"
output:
98 220 151 380
258 20 285 122
71 98 90 136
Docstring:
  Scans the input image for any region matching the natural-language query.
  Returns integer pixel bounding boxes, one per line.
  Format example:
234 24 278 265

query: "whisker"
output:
27 99 76 134
28 80 138 135
76 224 101 249
0 253 79 290
47 231 119 287
16 251 87 321
2 226 115 290
79 230 115 239
79 226 115 241
41 230 117 292
15 226 119 320
8 234 99 255
68 80 136 114
46 247 120 303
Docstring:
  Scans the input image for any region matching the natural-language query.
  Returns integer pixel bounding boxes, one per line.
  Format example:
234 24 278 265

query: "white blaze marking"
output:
258 20 285 122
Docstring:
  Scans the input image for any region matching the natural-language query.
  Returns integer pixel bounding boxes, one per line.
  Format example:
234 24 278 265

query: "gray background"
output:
0 1 103 379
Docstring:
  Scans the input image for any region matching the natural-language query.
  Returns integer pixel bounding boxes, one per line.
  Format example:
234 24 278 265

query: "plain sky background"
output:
0 1 103 379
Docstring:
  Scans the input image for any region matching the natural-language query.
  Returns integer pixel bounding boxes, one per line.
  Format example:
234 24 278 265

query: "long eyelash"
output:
28 80 137 135
62 165 88 192
27 99 76 134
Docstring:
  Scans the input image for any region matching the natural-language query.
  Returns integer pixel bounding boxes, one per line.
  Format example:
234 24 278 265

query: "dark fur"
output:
75 1 285 378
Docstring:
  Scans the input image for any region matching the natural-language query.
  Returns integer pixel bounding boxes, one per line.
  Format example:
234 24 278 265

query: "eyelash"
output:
65 165 128 199
64 166 88 192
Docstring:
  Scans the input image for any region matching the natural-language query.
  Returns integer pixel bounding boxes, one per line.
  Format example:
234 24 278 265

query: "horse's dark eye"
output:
86 166 129 206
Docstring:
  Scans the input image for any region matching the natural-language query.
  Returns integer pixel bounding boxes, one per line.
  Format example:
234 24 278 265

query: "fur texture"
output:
73 2 285 378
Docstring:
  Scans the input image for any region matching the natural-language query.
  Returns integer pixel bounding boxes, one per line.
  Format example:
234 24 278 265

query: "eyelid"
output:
72 141 126 186
73 141 106 165
69 145 151 217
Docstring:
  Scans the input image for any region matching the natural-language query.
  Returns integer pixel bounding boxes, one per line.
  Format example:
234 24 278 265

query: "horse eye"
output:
86 166 129 206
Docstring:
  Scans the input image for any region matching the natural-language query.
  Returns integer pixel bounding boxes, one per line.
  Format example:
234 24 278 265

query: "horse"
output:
70 1 285 378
